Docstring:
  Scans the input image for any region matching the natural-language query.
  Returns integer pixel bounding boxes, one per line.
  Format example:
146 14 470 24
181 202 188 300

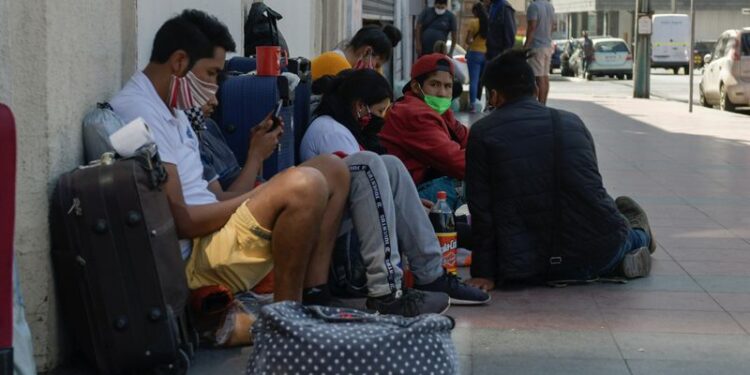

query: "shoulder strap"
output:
549 108 563 268
421 11 440 32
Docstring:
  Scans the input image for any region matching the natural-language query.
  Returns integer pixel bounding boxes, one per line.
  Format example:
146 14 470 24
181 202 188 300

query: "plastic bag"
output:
82 102 125 163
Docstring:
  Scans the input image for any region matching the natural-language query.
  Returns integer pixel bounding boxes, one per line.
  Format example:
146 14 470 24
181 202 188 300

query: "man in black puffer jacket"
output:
465 50 656 291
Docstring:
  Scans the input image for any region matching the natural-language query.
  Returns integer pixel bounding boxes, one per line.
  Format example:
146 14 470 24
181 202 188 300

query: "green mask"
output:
420 87 451 115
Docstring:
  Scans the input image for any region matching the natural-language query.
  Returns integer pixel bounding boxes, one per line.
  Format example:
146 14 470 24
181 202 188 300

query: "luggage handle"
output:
78 145 167 189
305 306 456 330
307 306 375 323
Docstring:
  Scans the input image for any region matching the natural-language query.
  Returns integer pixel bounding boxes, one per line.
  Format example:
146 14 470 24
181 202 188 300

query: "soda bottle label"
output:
437 232 458 274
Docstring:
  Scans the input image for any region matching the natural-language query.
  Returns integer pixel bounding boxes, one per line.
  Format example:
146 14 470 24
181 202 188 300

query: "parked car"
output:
699 28 750 112
651 14 691 75
560 38 580 77
570 37 633 80
693 40 715 68
551 40 564 73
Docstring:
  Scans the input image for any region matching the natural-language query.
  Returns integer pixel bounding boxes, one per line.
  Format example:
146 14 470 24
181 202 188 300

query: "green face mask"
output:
420 87 452 115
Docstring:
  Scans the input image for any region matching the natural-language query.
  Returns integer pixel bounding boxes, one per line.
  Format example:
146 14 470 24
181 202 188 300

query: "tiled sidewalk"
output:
448 94 750 374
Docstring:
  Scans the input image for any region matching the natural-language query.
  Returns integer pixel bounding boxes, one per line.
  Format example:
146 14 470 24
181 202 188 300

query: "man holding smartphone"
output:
112 10 351 305
185 71 284 190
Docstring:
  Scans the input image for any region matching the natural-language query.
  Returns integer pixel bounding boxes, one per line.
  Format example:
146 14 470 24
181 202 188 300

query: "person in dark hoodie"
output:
464 50 655 291
380 54 469 209
485 0 517 61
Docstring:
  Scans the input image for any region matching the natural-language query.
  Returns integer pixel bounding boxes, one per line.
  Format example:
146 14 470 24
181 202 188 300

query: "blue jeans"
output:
466 51 486 103
417 176 464 210
599 228 650 276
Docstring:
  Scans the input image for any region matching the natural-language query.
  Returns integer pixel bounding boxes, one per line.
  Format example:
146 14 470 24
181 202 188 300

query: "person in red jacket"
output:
380 53 469 208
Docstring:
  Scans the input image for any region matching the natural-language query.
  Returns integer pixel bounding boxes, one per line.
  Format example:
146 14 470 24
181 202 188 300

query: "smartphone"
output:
269 100 283 132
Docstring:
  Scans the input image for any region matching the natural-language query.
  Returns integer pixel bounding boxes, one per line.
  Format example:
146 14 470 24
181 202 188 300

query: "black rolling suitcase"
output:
51 146 197 375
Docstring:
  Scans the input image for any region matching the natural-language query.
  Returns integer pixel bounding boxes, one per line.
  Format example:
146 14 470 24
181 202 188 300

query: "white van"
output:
651 14 691 74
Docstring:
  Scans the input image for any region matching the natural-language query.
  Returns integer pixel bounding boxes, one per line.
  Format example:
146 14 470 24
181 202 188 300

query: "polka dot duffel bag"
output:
246 301 459 375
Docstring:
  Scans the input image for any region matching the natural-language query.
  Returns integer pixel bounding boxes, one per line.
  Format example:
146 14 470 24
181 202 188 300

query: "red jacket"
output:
380 91 469 185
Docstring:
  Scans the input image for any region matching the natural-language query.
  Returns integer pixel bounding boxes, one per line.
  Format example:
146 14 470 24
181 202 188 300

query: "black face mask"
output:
359 115 386 154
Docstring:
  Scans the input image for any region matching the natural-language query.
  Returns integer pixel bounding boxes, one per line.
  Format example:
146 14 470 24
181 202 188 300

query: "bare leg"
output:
244 166 329 302
299 155 350 287
537 76 550 104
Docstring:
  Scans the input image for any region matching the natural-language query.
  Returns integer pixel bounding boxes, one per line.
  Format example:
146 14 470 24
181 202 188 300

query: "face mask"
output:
354 51 375 70
435 8 447 15
420 86 452 115
168 71 218 110
357 106 373 127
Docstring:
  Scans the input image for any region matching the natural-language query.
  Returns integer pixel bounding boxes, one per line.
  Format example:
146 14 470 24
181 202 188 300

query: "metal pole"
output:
689 0 695 112
671 0 677 13
634 0 652 98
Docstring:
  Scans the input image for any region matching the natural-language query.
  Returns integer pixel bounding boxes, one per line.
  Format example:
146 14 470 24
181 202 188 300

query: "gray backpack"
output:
247 302 459 375
82 102 125 163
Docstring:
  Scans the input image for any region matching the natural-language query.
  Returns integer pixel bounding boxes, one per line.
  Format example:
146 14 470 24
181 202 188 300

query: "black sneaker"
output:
620 246 652 278
415 272 491 306
616 196 656 254
365 289 449 317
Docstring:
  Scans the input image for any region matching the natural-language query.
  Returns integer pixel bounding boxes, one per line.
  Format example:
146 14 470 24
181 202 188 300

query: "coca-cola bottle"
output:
429 191 458 274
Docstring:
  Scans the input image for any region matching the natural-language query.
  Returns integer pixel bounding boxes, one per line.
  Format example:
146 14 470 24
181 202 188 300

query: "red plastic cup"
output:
256 46 288 76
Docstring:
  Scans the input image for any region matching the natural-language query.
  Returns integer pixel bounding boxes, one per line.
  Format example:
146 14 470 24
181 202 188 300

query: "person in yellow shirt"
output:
311 25 398 82
310 25 400 112
465 3 488 113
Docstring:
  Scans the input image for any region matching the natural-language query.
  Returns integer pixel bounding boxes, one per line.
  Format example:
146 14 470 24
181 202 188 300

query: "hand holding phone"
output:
269 100 283 132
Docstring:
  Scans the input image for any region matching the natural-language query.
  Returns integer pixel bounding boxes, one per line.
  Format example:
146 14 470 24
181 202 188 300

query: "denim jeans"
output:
417 176 465 210
599 228 650 276
466 51 486 104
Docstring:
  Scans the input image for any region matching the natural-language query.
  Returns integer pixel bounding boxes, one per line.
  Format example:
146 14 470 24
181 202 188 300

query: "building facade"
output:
553 0 750 43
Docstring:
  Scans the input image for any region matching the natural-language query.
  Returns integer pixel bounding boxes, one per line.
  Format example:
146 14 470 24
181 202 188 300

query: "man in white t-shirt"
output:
110 10 349 304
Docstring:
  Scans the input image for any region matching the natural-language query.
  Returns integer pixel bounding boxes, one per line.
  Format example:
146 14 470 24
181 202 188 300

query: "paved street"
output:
556 68 750 114
53 80 750 375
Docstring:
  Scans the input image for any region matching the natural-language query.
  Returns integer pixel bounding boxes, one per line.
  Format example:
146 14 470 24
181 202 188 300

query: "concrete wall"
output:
137 0 244 68
1 0 136 370
265 0 323 58
694 10 750 42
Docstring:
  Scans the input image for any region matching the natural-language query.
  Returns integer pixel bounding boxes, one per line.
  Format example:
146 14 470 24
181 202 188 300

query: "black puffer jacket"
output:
466 97 628 283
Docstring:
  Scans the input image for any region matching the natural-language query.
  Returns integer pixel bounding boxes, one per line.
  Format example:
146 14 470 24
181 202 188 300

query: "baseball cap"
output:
411 53 454 79
404 53 454 93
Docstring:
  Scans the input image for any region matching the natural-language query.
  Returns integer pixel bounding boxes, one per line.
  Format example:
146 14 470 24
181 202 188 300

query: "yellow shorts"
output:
185 201 273 293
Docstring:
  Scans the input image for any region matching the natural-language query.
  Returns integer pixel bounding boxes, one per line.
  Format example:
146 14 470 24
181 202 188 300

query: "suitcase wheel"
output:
152 349 190 375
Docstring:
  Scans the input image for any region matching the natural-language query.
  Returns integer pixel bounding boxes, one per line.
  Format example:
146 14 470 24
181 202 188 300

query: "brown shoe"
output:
616 196 656 254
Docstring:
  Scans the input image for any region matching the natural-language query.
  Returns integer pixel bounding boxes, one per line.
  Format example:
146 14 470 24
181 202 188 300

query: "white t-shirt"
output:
110 71 218 259
300 115 361 161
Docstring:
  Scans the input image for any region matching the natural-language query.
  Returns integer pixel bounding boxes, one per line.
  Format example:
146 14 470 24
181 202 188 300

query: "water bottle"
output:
429 191 458 274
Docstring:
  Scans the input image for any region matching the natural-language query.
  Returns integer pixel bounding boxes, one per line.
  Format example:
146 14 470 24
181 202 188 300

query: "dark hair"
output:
314 69 393 152
435 0 448 5
482 49 536 100
348 26 394 62
381 24 402 47
150 13 214 66
181 9 236 53
472 3 489 39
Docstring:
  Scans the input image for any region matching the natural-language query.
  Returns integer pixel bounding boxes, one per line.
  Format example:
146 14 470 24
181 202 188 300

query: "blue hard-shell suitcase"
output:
216 74 295 179
224 57 311 164
225 56 258 75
